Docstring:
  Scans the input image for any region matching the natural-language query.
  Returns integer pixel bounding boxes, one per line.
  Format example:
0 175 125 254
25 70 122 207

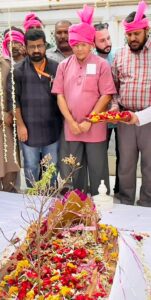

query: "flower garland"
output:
8 20 17 163
0 67 8 162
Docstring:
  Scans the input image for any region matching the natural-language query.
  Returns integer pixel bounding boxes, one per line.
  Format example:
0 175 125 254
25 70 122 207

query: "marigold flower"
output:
50 275 60 282
60 286 72 296
8 286 18 296
108 243 113 249
67 262 77 269
0 281 6 287
26 289 35 299
111 252 118 259
3 274 12 281
101 233 108 243
45 295 60 300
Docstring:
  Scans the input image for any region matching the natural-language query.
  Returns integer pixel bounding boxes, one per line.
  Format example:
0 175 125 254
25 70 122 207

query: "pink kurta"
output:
52 53 116 142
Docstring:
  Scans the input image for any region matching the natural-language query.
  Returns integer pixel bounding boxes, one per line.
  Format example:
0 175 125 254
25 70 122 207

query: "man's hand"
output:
125 111 139 125
4 112 13 126
79 121 92 133
68 120 82 135
17 123 28 142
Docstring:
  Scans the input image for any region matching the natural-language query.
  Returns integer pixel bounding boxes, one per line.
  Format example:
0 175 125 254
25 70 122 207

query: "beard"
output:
57 40 71 52
128 36 148 52
29 53 44 62
95 45 111 55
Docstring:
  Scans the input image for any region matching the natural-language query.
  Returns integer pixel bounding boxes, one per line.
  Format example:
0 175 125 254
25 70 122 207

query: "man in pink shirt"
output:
52 5 116 195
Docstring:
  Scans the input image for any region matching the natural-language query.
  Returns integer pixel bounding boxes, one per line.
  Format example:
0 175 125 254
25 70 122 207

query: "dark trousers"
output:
59 137 110 196
117 122 151 206
58 130 88 190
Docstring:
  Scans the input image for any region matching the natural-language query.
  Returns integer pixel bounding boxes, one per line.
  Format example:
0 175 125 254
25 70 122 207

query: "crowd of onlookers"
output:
0 1 151 207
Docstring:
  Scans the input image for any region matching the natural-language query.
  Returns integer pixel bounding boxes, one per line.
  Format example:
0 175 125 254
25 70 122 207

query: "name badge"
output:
86 64 96 75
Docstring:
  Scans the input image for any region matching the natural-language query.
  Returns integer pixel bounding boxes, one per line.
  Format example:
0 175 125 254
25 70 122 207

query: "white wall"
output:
0 2 151 48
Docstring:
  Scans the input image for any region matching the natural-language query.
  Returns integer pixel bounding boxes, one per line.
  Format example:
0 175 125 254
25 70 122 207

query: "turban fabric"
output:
23 13 43 32
69 5 95 47
2 30 25 58
123 1 149 33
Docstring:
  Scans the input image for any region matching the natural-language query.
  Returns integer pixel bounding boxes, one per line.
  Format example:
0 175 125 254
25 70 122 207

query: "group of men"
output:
0 0 151 207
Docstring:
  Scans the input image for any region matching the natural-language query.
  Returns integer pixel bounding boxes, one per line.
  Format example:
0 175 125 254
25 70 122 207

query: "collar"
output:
144 37 151 49
74 52 93 66
51 46 66 57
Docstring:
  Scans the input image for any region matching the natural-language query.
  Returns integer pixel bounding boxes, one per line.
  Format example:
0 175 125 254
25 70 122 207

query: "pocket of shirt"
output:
83 75 98 92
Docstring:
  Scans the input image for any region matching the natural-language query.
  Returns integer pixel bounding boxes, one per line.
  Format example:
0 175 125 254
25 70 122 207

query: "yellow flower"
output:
67 262 76 269
13 259 30 277
60 286 72 296
26 290 35 299
17 259 30 270
50 275 60 282
101 233 108 243
76 270 88 279
14 270 19 277
37 296 44 300
88 249 94 255
8 286 18 296
112 228 118 237
99 224 107 229
108 243 113 249
45 295 60 300
108 225 118 237
0 281 6 287
3 274 12 281
111 252 118 259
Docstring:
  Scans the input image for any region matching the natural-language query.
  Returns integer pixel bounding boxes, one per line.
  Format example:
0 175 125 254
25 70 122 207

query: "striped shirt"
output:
112 38 151 111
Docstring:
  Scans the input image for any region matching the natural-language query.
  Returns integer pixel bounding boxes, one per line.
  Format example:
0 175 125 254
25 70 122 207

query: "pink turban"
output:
123 1 149 33
2 30 25 59
69 5 95 47
23 13 43 32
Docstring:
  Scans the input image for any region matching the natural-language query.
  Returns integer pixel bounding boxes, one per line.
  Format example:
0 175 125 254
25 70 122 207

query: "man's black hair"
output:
125 11 146 23
24 29 46 45
4 26 24 37
94 22 109 31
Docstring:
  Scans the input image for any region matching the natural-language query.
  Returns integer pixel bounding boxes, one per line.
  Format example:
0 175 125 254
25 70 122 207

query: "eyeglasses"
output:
27 44 46 51
94 23 109 31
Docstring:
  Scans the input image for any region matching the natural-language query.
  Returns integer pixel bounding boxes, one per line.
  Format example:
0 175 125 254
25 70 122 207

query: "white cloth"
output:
135 106 151 126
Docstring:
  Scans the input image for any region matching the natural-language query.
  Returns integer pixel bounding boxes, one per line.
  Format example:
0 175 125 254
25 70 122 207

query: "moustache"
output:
32 52 41 56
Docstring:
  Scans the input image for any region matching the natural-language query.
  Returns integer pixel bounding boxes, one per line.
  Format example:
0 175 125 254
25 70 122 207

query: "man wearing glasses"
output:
7 29 62 187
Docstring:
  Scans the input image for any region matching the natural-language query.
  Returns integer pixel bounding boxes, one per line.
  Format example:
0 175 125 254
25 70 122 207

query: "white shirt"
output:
135 107 151 126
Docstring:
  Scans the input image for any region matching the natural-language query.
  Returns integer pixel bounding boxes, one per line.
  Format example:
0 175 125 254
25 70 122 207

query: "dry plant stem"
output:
0 156 84 294
0 227 37 280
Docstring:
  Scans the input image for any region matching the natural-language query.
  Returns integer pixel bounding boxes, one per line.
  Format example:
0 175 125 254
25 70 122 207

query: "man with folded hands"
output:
52 5 116 196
